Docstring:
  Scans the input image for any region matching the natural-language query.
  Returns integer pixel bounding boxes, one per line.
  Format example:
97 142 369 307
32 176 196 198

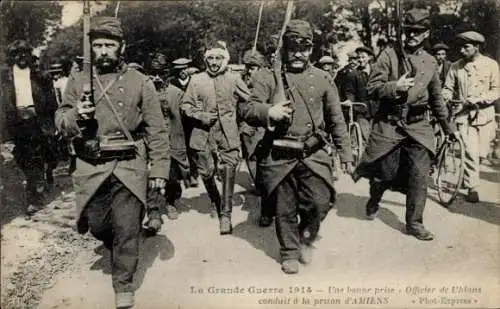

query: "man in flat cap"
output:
155 57 198 222
0 39 58 217
335 51 359 101
55 16 170 308
181 40 251 234
317 55 336 78
239 19 353 274
432 43 451 86
353 9 457 241
343 45 376 141
442 31 499 202
239 49 274 227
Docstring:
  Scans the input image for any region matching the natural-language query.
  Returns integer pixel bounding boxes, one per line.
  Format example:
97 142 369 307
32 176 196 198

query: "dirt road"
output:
1 161 499 309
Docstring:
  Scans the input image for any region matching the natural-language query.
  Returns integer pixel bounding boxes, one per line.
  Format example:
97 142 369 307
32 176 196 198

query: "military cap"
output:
172 58 192 69
456 31 485 44
242 50 266 67
347 51 358 59
355 46 375 56
75 56 84 63
318 55 334 64
6 40 33 55
48 63 63 73
285 19 313 42
89 16 124 39
432 43 449 51
403 8 430 29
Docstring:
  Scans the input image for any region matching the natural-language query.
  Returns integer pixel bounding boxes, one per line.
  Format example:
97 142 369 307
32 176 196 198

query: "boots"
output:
365 180 387 220
220 165 236 235
202 177 221 219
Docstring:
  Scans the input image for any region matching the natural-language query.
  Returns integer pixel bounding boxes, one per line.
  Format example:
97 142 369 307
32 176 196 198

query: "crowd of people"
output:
1 7 499 309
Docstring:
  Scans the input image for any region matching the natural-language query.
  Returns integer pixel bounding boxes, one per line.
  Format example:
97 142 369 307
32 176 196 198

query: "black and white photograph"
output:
0 0 499 308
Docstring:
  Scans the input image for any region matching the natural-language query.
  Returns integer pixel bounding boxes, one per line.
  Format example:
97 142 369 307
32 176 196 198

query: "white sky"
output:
61 1 84 27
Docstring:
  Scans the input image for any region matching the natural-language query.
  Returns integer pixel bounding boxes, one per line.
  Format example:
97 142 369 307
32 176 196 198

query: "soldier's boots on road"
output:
406 224 434 241
115 291 134 309
145 209 163 236
365 180 387 220
299 244 313 264
466 189 479 203
202 177 221 219
220 165 236 235
165 204 179 220
258 215 273 227
281 259 299 274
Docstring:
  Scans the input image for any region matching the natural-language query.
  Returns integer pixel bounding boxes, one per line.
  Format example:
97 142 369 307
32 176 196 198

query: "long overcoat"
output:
55 66 170 228
239 65 353 197
354 47 453 180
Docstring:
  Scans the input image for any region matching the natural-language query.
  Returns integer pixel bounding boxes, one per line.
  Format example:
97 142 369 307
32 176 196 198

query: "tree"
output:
0 1 62 65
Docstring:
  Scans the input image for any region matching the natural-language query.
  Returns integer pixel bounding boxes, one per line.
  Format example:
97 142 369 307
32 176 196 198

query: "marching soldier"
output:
239 20 353 274
55 17 170 308
352 9 457 241
442 31 500 202
0 40 58 217
181 40 251 234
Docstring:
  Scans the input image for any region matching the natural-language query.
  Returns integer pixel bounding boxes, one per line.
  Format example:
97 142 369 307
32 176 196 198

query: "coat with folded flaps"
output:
55 67 170 229
239 65 353 197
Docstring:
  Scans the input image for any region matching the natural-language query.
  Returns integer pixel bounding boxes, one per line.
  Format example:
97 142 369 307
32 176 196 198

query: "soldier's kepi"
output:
55 16 170 309
352 9 458 241
239 19 354 274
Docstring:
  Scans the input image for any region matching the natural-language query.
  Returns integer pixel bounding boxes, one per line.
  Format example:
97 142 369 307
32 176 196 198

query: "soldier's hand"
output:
341 161 355 175
396 72 415 92
76 100 96 120
199 112 218 127
149 177 166 195
268 100 293 122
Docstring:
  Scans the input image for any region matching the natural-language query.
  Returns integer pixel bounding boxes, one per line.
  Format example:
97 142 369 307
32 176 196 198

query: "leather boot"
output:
365 180 387 220
220 165 236 235
202 177 221 218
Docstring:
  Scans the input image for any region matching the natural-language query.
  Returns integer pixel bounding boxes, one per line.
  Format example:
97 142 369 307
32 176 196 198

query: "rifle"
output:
271 0 294 134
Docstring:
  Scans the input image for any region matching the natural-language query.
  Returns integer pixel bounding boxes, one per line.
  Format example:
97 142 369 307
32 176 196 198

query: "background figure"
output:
239 20 353 274
335 51 359 101
343 46 375 141
317 55 336 78
352 9 457 241
55 17 170 308
0 39 58 217
181 40 250 235
442 31 500 203
432 43 451 87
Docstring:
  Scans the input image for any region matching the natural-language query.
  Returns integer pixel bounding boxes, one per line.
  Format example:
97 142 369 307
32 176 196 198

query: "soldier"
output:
55 17 170 308
239 49 273 227
432 43 451 87
156 57 197 221
181 40 251 234
0 40 58 217
352 9 457 241
317 55 335 78
442 31 499 202
239 20 354 274
343 46 375 140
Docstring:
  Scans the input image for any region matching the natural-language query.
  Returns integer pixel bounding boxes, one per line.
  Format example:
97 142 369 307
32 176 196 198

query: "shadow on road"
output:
90 234 175 290
480 170 500 183
334 193 369 220
447 199 500 226
0 160 72 228
377 208 406 232
232 192 280 263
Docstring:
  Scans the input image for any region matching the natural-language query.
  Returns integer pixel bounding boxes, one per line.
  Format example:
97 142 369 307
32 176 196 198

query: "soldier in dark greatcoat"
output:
0 40 58 217
352 9 457 241
55 17 170 308
239 20 353 274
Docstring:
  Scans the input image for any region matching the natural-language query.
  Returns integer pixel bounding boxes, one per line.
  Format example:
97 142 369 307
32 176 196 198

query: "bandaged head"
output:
204 40 230 76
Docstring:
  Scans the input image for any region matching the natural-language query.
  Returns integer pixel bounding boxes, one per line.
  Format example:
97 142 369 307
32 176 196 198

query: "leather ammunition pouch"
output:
74 135 139 161
272 132 326 159
380 104 428 126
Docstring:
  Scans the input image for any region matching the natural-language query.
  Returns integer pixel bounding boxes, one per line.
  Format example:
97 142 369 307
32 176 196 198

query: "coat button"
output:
118 102 124 107
309 98 314 102
116 131 122 136
118 87 124 92
306 123 312 128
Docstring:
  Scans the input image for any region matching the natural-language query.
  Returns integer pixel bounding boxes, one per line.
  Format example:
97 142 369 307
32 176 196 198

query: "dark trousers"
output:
369 138 431 227
269 161 331 261
84 175 144 293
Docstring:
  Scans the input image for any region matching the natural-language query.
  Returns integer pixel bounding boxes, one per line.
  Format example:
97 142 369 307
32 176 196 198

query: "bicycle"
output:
340 101 367 167
432 100 467 207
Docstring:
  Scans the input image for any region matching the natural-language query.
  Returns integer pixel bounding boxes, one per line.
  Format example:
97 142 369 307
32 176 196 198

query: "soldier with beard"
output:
239 20 354 274
56 17 169 308
181 40 251 234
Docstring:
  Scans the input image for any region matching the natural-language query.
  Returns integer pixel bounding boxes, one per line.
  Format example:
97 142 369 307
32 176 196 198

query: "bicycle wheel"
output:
349 122 363 166
436 137 465 207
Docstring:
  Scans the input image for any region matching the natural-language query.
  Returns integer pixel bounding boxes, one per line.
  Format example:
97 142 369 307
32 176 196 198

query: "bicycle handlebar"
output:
340 101 367 108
